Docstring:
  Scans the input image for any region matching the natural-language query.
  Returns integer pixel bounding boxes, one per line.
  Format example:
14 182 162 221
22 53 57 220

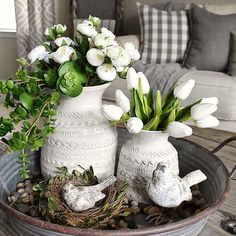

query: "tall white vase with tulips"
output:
101 67 219 202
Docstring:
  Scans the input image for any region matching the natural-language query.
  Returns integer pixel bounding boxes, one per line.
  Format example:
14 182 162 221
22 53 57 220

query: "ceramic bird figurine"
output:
147 162 207 208
62 176 116 211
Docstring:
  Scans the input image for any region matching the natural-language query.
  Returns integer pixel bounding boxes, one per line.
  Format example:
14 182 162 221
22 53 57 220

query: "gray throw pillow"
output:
228 32 236 76
184 4 236 72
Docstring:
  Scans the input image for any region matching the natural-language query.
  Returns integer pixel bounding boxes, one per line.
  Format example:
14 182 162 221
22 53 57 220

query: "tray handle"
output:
212 136 236 179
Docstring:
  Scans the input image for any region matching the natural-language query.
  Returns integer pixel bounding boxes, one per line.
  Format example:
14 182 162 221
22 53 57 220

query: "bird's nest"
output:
34 167 129 229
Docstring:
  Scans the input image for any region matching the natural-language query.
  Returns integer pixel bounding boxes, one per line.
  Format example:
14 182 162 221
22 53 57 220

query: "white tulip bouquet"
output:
101 67 219 137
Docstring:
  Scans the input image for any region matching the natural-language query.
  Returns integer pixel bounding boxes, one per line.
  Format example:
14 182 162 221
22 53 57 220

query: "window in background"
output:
0 0 16 32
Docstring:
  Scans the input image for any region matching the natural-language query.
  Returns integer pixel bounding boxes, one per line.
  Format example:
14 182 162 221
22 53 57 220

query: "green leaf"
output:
6 80 14 89
154 90 162 117
167 108 175 124
143 96 152 119
147 89 154 107
19 93 33 110
134 90 147 121
44 68 58 88
80 36 89 57
143 116 160 131
48 197 57 210
59 61 76 77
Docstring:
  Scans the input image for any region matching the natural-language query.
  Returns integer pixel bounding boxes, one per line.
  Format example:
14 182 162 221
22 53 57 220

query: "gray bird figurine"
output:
62 176 116 211
147 162 207 208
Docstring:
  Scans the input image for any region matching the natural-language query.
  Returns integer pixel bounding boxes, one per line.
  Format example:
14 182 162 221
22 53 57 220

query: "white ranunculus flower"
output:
127 67 139 90
51 46 74 64
86 48 105 67
167 121 193 138
88 16 101 27
191 103 218 121
116 66 125 72
115 89 130 113
101 105 124 121
28 45 49 64
97 64 117 81
54 37 74 47
126 117 144 133
106 46 123 60
54 24 67 34
44 27 49 36
77 21 97 37
101 27 115 41
94 33 109 48
200 97 219 105
138 72 150 94
173 79 195 100
124 42 140 61
194 115 219 128
112 49 131 67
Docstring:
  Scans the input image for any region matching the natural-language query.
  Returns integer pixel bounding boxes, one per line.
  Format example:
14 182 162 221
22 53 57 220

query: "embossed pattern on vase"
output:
117 131 179 203
41 83 118 179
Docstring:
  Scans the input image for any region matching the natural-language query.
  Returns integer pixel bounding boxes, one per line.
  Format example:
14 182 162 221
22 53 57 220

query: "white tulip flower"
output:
127 67 139 90
200 97 219 105
106 46 123 60
138 72 150 94
173 79 195 100
28 45 49 64
86 48 105 66
194 115 219 128
191 103 217 121
77 21 97 37
54 37 74 47
97 64 117 81
126 117 144 133
93 33 110 48
167 121 193 138
101 105 124 121
115 89 130 113
51 46 74 64
124 42 140 61
112 49 131 67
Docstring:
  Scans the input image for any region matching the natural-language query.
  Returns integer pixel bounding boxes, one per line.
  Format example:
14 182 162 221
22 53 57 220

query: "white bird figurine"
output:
147 162 207 208
62 176 116 211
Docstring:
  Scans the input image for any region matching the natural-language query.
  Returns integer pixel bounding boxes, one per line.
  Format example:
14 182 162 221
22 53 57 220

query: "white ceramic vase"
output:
117 130 179 203
41 83 118 179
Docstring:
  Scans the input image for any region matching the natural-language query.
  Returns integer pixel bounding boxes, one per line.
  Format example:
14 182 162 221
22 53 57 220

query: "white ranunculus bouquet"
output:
101 67 219 137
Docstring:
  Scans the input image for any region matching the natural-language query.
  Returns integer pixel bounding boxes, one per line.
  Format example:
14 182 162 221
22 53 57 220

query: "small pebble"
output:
118 220 128 229
108 219 116 225
11 195 19 203
7 196 11 203
131 206 140 214
130 200 138 207
30 195 34 204
147 206 161 215
143 205 152 214
21 192 29 198
17 188 25 194
16 204 29 213
25 186 33 194
16 182 25 189
24 179 31 186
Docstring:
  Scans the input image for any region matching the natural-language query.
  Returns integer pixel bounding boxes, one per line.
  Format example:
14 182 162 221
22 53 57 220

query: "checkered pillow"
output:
137 3 189 64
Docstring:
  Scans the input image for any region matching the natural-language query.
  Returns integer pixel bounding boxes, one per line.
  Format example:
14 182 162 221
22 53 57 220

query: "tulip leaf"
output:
167 108 176 124
134 90 148 122
143 96 152 119
143 116 160 131
147 89 154 107
176 99 202 122
19 93 33 110
154 90 162 117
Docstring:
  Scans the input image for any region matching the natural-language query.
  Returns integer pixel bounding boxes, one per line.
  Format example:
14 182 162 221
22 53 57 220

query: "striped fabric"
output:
73 19 116 38
137 3 189 64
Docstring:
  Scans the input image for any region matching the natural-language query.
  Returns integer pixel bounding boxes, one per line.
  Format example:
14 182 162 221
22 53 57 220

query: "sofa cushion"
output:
183 4 236 72
137 3 189 64
119 0 236 35
179 70 236 120
227 32 236 76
